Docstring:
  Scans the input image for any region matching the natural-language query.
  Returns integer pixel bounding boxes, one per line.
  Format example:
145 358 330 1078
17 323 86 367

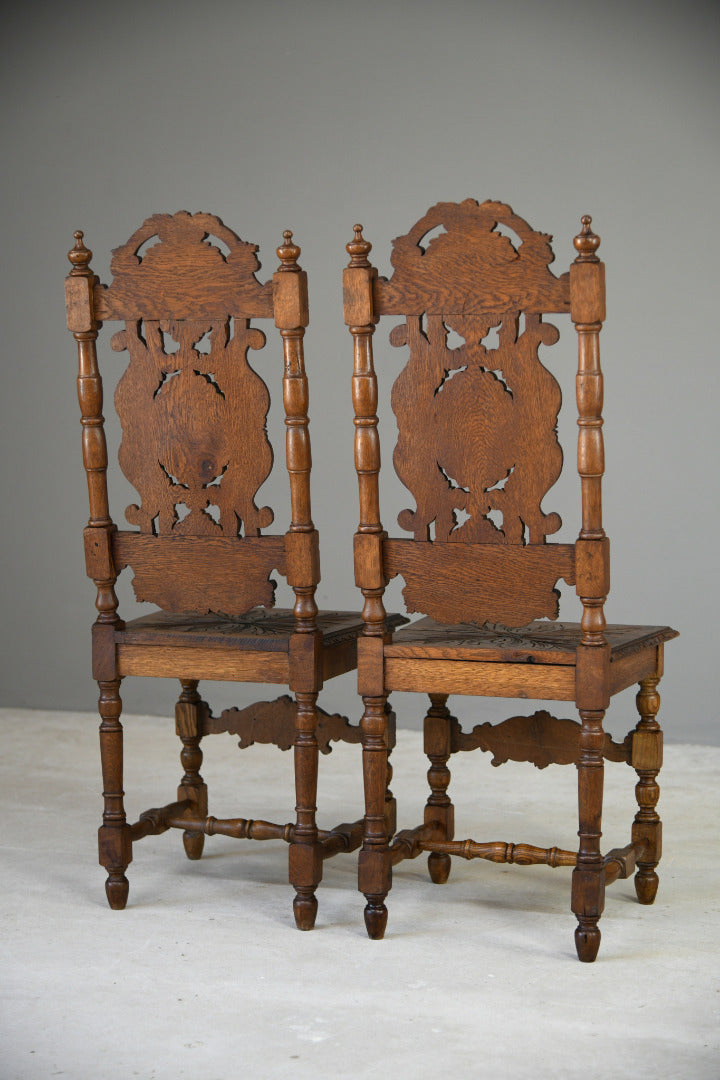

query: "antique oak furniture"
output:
344 199 677 960
66 211 401 928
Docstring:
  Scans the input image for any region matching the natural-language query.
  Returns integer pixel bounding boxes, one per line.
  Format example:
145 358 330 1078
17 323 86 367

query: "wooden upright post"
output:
345 225 393 938
570 215 609 962
274 231 322 930
66 231 131 909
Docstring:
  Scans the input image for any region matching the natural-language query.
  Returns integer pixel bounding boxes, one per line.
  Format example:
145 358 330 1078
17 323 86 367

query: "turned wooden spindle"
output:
347 226 387 638
632 676 663 904
97 678 131 909
345 225 394 937
424 694 454 885
275 230 318 633
68 232 131 908
175 679 208 860
573 215 607 644
291 690 321 931
67 231 121 628
359 694 393 939
570 215 608 962
572 706 606 962
273 230 322 930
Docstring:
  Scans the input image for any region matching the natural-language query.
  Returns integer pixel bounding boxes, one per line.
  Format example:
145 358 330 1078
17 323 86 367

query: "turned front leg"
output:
424 694 454 884
97 678 132 909
175 679 208 860
572 708 606 962
291 692 322 930
359 695 392 939
632 677 663 904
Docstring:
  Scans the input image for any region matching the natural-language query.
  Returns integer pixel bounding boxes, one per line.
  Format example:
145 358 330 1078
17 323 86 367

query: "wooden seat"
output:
344 199 678 960
65 211 402 928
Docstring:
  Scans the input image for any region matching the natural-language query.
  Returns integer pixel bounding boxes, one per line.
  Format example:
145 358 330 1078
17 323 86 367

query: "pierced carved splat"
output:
377 202 571 626
379 201 567 549
449 710 631 768
391 311 563 546
202 695 361 755
113 317 274 538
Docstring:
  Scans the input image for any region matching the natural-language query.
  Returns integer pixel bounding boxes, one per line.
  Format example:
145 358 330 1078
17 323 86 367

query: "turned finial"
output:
347 224 372 267
276 229 301 271
573 215 601 262
68 230 93 275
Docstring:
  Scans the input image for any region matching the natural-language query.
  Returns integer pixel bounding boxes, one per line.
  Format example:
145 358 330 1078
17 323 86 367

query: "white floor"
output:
1 707 718 1080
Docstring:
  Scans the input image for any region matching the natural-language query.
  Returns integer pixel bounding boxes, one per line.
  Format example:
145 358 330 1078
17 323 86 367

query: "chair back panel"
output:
88 212 288 616
112 533 287 615
383 539 575 626
112 315 274 539
373 200 574 626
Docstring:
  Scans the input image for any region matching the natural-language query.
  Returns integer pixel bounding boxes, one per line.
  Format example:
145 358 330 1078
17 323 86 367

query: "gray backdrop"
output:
1 0 717 743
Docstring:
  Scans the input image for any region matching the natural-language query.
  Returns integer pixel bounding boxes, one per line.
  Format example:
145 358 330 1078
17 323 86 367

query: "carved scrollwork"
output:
371 200 573 626
391 311 563 546
449 710 631 768
94 210 274 321
112 317 274 538
203 695 361 755
375 199 570 317
379 202 566 548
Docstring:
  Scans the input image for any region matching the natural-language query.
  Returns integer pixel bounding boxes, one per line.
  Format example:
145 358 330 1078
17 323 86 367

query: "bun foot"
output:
364 897 388 939
293 891 318 931
182 830 205 860
575 919 601 962
428 852 451 884
105 873 129 910
635 868 659 905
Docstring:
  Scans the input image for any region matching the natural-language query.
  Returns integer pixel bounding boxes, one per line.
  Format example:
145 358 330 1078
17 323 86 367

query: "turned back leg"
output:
291 691 322 930
424 694 454 885
572 708 606 962
175 679 208 860
359 695 392 939
97 678 132 909
632 677 663 904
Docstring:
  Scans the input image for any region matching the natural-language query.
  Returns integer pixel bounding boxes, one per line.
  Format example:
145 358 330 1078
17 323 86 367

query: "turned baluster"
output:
276 230 318 633
424 694 455 884
96 678 130 908
571 216 608 962
632 676 663 903
67 232 121 628
175 679 208 860
67 232 131 908
274 231 322 929
290 690 321 929
345 225 393 938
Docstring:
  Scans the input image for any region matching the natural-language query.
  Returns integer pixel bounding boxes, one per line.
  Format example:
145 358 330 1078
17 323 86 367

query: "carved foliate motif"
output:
375 198 570 317
382 201 566 546
113 317 274 537
95 210 274 320
391 312 563 544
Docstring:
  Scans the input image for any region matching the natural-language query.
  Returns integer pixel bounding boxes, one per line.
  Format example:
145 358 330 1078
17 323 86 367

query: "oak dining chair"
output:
343 199 677 960
65 210 402 928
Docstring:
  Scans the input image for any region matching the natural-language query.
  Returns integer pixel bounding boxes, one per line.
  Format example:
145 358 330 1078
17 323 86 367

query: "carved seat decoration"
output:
66 211 404 928
344 199 678 960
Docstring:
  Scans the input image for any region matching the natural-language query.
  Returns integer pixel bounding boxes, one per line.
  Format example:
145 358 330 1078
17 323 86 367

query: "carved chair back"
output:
67 212 317 623
345 199 605 632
